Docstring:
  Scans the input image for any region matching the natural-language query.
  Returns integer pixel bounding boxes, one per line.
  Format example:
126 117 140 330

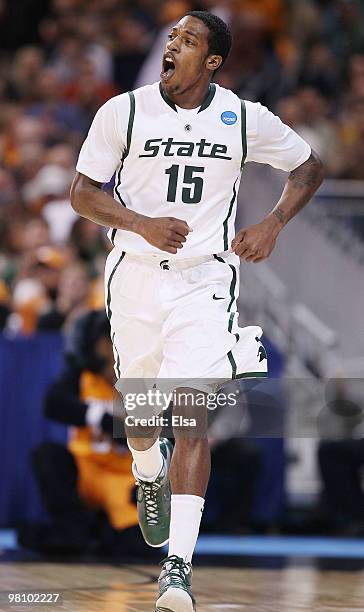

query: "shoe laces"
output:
137 479 162 525
160 555 192 585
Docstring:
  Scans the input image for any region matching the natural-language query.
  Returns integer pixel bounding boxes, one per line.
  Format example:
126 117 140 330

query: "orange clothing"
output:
0 280 9 304
68 371 137 530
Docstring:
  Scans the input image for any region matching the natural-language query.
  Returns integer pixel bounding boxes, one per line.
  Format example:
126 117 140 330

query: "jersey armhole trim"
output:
125 91 136 159
240 99 247 170
111 92 136 246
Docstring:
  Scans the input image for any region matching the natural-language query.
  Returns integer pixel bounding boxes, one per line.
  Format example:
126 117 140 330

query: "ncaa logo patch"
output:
221 110 237 125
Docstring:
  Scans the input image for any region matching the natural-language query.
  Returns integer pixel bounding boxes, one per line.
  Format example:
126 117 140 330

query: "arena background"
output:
0 0 364 610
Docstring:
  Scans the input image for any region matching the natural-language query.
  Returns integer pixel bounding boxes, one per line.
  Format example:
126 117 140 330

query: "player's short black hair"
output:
185 10 232 69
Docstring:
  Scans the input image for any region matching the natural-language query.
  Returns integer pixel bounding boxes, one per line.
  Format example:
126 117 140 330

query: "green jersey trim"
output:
112 92 136 245
106 251 125 377
235 371 268 379
159 82 177 111
198 83 216 113
106 251 126 320
111 331 121 379
213 254 238 378
159 82 216 113
222 177 238 251
125 91 136 158
221 100 246 252
213 254 268 381
240 99 247 169
213 254 237 314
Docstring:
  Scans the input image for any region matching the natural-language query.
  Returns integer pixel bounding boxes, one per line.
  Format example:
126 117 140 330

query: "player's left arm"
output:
232 151 324 261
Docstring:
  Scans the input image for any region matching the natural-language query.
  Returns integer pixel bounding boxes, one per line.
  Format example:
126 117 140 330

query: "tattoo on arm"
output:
269 151 324 228
288 153 323 189
273 207 285 224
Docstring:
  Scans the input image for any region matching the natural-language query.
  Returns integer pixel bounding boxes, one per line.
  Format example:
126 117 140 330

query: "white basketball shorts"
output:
104 248 268 394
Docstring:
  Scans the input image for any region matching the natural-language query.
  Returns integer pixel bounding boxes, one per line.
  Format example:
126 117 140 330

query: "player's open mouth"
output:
161 55 176 82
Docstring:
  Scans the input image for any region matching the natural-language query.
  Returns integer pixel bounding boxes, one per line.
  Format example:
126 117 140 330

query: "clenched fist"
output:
137 216 192 254
231 217 281 262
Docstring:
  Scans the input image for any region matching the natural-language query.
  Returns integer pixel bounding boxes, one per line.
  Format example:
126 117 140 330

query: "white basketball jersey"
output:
77 81 311 258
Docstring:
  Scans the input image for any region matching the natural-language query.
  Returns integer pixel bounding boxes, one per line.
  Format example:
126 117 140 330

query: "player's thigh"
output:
160 255 268 383
104 251 163 379
161 313 266 380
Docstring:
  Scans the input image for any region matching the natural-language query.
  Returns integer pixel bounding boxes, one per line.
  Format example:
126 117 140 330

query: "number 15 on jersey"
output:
165 165 205 204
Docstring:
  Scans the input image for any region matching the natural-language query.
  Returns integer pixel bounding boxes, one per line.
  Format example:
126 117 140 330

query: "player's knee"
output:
173 392 209 439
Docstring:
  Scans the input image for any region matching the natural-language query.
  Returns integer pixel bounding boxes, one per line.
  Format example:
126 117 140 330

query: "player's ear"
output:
206 54 222 73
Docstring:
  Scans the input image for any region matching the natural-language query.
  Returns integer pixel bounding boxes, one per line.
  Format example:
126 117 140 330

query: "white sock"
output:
168 494 204 563
127 438 163 481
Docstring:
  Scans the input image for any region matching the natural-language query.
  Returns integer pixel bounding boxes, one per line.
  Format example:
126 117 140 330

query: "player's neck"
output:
160 80 212 110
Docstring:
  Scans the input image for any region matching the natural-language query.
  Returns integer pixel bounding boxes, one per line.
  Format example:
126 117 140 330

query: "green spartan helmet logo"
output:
160 260 170 270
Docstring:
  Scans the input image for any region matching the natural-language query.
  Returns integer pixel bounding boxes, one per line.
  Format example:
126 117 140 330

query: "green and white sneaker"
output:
134 438 173 548
156 555 196 612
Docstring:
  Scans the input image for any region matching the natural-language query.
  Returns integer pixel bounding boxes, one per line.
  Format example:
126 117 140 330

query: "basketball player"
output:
71 11 324 611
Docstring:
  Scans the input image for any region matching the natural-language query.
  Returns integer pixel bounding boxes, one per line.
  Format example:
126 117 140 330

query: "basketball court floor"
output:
1 533 364 611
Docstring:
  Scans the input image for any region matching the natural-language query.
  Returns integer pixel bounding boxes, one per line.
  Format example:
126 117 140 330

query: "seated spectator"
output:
112 15 150 93
23 164 76 243
77 14 113 83
4 115 46 173
26 67 87 145
295 87 342 177
348 53 364 99
37 261 91 331
19 310 152 557
7 244 66 334
0 167 18 207
44 142 77 170
69 217 109 267
220 12 284 108
298 43 340 100
49 34 86 85
6 46 45 103
64 57 118 125
339 97 364 180
10 277 48 335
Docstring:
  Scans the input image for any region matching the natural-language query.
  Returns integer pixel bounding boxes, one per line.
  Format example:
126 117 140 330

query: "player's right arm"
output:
71 95 190 255
71 173 190 254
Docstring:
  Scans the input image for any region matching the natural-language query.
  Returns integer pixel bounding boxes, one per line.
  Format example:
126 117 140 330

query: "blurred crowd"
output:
1 0 363 545
1 0 364 334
